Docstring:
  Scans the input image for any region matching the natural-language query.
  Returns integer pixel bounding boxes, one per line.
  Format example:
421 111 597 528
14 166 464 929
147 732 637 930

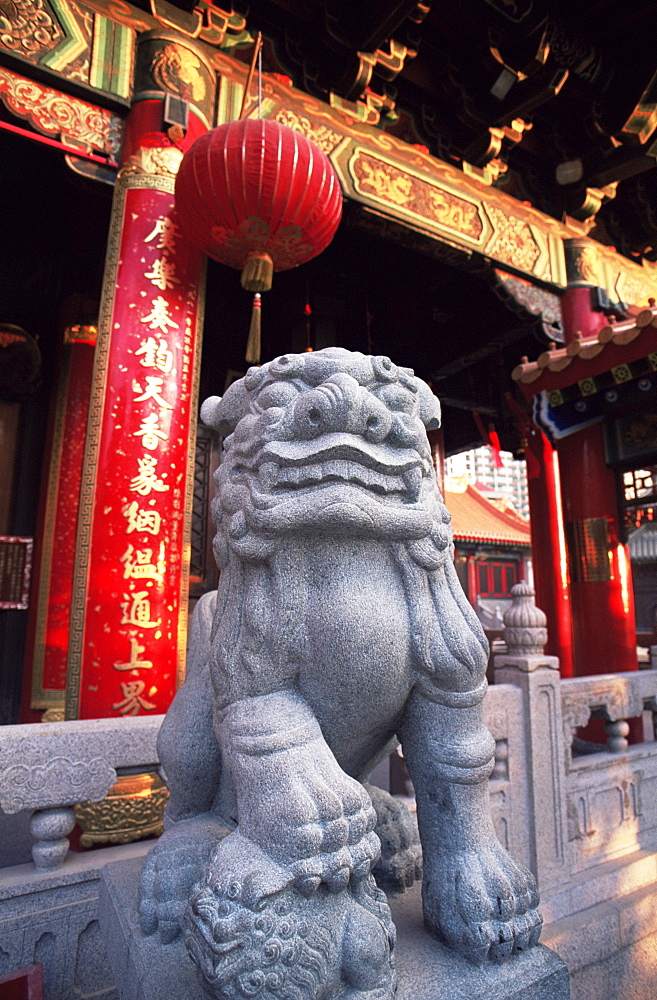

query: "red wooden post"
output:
524 426 574 676
558 425 637 676
466 551 478 606
21 327 96 720
65 32 213 719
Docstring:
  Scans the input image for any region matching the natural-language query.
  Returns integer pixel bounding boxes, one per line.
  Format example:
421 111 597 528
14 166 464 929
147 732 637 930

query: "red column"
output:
21 326 96 721
466 552 478 605
558 425 636 676
65 32 213 719
561 238 608 347
524 426 574 676
560 286 607 346
557 237 637 680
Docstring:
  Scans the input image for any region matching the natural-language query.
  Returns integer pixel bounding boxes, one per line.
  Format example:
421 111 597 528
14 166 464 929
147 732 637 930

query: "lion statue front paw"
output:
422 837 542 963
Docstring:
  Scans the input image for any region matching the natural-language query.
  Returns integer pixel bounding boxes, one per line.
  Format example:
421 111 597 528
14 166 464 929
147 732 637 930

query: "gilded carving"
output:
118 145 184 181
42 707 65 721
135 31 215 124
351 150 484 241
150 42 206 102
0 0 93 84
0 67 122 156
275 108 342 154
0 0 63 60
612 266 654 309
484 205 541 273
564 238 600 286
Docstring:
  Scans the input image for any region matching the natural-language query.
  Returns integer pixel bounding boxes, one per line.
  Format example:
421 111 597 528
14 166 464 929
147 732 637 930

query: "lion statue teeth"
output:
139 348 542 999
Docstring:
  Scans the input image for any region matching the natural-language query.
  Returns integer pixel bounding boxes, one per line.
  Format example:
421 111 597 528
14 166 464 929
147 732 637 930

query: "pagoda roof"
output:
511 305 657 397
445 481 531 549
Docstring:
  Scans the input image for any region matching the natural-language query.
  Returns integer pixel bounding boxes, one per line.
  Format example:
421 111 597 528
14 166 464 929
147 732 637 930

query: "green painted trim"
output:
112 22 134 99
41 0 87 71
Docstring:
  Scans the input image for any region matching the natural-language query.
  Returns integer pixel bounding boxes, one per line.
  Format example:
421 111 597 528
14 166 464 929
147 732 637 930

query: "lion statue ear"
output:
417 381 441 431
200 380 248 436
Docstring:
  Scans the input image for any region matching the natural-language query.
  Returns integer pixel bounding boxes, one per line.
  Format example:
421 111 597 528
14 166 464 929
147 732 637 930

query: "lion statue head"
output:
201 348 452 565
202 349 487 698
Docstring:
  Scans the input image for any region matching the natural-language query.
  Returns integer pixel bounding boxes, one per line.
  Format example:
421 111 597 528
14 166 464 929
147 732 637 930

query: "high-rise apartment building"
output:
445 447 530 520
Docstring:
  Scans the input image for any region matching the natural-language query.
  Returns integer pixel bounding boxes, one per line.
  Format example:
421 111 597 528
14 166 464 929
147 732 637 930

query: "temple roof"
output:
511 304 657 396
445 481 531 548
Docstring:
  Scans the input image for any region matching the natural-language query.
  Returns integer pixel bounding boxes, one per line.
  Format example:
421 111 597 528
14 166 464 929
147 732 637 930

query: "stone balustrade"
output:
2 587 657 998
0 716 162 871
561 670 657 758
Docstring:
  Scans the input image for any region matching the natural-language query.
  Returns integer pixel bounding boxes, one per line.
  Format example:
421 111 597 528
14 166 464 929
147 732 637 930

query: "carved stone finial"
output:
503 582 548 655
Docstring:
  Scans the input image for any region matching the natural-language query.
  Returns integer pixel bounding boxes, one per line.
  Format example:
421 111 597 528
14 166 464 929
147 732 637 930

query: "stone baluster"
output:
30 807 77 871
491 738 509 781
494 582 570 895
605 719 630 753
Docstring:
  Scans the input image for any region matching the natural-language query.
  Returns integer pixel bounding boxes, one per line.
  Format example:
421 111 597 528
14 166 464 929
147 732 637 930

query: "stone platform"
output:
99 858 570 1000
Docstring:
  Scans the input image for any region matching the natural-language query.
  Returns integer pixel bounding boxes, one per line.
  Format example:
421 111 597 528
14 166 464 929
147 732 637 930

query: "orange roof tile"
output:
445 482 531 547
511 305 657 396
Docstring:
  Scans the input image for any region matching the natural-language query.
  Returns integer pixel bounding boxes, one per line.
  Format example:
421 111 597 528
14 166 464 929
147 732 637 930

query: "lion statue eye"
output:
375 383 416 413
255 382 300 410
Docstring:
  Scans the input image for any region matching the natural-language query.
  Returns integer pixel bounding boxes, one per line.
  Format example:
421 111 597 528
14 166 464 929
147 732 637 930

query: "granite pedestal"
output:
99 858 570 1000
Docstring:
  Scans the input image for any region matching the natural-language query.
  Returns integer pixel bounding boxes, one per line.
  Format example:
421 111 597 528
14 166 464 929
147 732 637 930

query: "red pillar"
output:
466 551 477 605
21 325 96 721
524 426 574 675
557 238 638 691
558 426 636 676
65 32 213 719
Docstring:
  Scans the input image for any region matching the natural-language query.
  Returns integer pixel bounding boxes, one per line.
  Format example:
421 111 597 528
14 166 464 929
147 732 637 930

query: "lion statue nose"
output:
292 373 393 441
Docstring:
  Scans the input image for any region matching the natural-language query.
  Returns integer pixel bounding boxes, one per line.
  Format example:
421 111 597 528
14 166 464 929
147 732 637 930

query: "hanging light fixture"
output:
174 112 342 363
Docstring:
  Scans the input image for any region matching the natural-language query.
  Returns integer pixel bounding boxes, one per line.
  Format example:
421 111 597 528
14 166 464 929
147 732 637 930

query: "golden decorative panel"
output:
0 66 122 156
565 518 613 583
274 108 343 155
483 204 541 274
349 148 487 245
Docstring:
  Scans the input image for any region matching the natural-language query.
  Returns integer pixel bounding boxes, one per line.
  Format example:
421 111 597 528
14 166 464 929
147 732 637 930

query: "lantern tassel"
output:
241 252 273 292
246 293 262 365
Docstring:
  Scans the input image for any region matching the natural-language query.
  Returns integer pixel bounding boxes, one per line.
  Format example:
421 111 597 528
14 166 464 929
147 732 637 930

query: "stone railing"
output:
0 716 162 871
558 670 657 879
562 670 657 758
3 585 657 999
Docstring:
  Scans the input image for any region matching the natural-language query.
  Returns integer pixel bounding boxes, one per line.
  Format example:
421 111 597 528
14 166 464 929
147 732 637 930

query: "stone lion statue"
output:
140 348 541 998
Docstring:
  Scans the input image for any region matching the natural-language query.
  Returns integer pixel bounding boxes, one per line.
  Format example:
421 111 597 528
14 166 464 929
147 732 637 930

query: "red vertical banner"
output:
28 333 95 715
66 163 205 719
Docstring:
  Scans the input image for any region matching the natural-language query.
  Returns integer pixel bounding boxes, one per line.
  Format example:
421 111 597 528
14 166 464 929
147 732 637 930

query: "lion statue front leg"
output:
399 686 542 962
214 689 380 895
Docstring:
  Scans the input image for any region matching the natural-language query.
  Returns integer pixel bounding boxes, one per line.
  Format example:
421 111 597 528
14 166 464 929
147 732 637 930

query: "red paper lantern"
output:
174 118 343 293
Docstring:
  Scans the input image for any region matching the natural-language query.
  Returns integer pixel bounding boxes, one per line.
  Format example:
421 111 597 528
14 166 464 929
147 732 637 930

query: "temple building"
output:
445 477 532 621
4 4 657 997
1 0 657 726
445 446 530 518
